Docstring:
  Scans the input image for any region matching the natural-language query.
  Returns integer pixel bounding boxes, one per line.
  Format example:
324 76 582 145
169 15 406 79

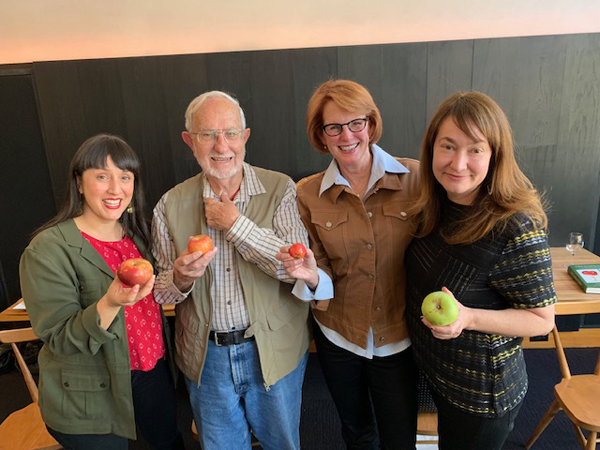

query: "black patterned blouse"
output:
405 200 557 417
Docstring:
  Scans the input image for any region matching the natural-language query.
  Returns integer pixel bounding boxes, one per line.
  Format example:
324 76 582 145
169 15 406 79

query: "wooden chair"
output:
0 327 61 449
525 325 600 450
417 411 438 445
416 372 438 445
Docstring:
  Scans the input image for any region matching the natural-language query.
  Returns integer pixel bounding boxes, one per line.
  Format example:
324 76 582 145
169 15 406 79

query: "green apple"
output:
421 291 459 326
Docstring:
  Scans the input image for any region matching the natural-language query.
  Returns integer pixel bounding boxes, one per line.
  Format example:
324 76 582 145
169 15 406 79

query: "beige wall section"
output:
1 0 600 64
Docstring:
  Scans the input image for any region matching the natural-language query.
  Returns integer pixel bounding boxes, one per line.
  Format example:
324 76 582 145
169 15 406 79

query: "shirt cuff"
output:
292 268 333 301
226 214 254 245
166 270 194 301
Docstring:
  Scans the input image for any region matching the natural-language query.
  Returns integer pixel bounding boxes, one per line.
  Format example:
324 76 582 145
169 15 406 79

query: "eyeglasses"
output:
191 128 244 143
322 118 369 137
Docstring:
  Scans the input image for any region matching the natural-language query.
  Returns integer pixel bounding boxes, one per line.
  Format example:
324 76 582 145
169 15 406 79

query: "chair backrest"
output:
551 325 572 379
552 325 600 379
0 328 40 404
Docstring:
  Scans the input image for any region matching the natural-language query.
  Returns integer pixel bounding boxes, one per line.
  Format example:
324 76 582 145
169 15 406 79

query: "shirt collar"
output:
318 144 410 196
202 162 266 201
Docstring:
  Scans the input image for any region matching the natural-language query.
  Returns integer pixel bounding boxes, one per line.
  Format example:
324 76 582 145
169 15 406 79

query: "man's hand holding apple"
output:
276 244 319 290
422 287 474 340
173 240 218 292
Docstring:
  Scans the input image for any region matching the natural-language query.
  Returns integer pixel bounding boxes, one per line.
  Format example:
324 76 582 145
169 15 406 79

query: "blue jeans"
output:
185 339 308 450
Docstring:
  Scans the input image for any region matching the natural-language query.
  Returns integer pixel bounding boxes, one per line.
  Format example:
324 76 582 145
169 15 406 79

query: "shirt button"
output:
226 268 231 272
227 301 231 305
400 211 407 218
326 221 332 228
375 306 382 312
379 336 386 343
63 382 70 388
100 382 106 388
366 244 373 250
368 274 374 280
367 212 373 218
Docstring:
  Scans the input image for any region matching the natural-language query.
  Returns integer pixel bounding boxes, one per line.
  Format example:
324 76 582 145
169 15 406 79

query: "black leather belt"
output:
209 329 254 346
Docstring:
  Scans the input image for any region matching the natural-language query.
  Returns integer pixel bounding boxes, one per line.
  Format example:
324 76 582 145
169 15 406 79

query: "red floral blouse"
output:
82 232 165 371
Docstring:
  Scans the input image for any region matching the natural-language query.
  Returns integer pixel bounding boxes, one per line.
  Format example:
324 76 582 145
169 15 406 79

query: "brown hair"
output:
33 134 152 249
411 91 547 244
306 79 382 153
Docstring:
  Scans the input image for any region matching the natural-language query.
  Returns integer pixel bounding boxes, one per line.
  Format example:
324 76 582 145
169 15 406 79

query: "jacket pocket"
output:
381 201 415 264
310 211 349 268
61 371 111 419
78 277 103 308
382 202 410 221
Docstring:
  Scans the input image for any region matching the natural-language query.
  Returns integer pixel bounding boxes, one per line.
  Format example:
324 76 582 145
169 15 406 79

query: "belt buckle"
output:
213 330 227 347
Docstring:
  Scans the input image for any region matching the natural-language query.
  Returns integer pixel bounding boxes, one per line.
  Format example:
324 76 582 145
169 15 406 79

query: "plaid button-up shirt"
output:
152 163 309 331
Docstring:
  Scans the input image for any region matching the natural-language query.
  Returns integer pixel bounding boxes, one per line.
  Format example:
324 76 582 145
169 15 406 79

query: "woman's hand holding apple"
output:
96 275 156 329
422 287 474 340
105 274 156 307
276 245 319 289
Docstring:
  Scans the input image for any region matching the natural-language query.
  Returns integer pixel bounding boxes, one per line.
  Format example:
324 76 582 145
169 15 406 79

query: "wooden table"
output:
548 247 600 315
0 299 175 322
522 247 600 349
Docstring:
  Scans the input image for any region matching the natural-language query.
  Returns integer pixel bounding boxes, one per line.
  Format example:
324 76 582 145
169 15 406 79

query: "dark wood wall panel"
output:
34 60 130 208
117 57 176 205
287 48 338 180
553 34 600 245
157 54 210 184
0 74 55 306
29 33 600 252
426 40 474 120
337 43 428 160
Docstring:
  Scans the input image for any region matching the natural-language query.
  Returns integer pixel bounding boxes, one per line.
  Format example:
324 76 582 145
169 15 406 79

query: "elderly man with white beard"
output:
152 91 312 450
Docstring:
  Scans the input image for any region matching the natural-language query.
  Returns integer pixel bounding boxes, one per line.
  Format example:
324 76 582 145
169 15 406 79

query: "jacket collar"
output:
201 162 266 201
56 219 119 279
319 144 410 203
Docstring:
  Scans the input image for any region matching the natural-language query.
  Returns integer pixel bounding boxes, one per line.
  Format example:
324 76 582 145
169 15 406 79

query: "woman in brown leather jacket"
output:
278 80 421 449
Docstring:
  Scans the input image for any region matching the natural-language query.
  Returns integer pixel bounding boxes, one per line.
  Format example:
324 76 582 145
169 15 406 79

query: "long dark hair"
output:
33 134 152 250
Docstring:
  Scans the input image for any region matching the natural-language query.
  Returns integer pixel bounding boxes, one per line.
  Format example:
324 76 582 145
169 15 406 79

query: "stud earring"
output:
126 204 134 214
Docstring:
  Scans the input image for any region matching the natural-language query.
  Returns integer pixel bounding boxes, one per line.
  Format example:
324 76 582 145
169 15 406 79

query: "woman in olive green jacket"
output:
20 135 182 449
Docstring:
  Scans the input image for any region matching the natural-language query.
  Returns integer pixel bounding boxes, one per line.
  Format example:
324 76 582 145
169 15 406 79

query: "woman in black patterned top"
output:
405 91 556 450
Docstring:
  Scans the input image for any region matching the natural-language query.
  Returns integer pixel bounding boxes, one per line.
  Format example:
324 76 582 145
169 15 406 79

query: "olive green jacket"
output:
19 219 174 439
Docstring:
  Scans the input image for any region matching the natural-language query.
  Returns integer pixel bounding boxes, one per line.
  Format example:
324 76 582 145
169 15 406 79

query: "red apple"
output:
188 234 214 254
117 258 153 287
289 243 307 259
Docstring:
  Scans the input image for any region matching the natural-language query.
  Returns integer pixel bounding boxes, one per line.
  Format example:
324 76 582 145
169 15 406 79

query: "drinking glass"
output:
565 232 584 267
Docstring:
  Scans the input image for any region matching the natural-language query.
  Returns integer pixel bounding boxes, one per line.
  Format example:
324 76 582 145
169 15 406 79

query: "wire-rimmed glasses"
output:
191 128 243 143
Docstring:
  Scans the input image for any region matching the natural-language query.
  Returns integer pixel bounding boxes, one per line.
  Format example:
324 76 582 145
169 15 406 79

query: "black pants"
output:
313 319 418 450
48 358 183 450
432 386 523 450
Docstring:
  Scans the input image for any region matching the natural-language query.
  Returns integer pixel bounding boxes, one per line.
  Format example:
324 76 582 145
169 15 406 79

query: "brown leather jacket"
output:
297 157 420 349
